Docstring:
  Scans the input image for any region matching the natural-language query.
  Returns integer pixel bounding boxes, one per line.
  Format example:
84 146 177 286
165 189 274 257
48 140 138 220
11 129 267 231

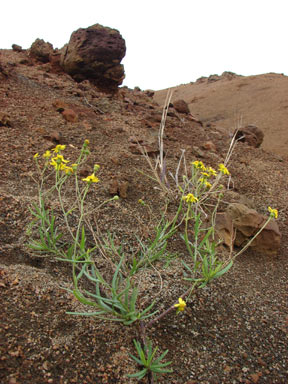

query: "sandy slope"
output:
154 72 288 158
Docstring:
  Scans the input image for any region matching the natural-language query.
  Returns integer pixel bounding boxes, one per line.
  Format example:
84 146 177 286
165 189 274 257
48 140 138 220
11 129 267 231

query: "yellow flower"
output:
138 199 145 205
174 298 186 314
52 144 66 153
53 154 69 163
218 163 230 175
84 139 90 145
204 181 212 188
43 150 51 159
63 166 74 175
94 164 100 172
50 154 69 170
71 163 78 170
82 173 99 183
268 207 278 219
192 160 206 170
201 172 210 177
183 193 198 204
33 153 39 159
207 166 217 177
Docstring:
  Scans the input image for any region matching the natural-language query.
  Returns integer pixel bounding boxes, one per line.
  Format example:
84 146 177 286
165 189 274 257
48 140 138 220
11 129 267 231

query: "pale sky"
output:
1 0 287 90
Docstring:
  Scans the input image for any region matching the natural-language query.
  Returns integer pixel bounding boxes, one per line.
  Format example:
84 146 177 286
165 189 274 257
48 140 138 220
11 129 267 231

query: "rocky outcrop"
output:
29 39 54 63
235 125 264 148
216 203 281 255
60 24 126 91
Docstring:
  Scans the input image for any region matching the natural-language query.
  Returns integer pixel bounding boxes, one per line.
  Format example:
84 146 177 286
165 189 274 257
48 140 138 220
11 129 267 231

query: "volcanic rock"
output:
12 44 22 52
30 39 54 63
60 24 126 91
173 99 190 114
235 125 264 148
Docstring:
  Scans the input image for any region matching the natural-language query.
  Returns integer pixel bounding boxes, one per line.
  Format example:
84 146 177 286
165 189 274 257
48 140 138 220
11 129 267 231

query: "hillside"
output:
154 72 288 159
0 45 288 384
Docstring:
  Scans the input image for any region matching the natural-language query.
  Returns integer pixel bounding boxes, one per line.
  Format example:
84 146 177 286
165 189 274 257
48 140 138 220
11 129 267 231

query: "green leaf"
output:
128 353 143 366
127 368 148 379
213 260 233 278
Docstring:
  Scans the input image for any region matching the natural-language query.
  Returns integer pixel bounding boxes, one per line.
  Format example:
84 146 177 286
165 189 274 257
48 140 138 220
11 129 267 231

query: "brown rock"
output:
119 181 129 199
173 99 190 114
42 130 62 144
235 125 264 148
109 179 129 198
52 99 69 112
12 44 22 52
30 38 54 63
60 24 126 91
109 180 119 195
0 112 11 127
49 51 63 72
202 141 216 151
61 109 78 123
50 130 62 143
216 203 281 255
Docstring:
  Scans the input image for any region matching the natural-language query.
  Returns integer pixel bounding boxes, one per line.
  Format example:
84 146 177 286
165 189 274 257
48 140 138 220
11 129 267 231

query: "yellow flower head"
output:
201 172 210 178
138 199 145 205
268 207 278 219
52 144 66 153
183 193 198 204
82 173 99 183
43 150 51 159
84 139 90 145
218 163 230 175
207 166 217 177
33 153 39 159
192 160 206 170
94 164 100 173
50 154 69 170
174 298 186 314
71 163 78 170
63 166 74 175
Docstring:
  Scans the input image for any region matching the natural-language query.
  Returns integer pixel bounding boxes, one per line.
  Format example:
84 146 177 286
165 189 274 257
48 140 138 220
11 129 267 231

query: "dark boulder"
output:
60 24 126 91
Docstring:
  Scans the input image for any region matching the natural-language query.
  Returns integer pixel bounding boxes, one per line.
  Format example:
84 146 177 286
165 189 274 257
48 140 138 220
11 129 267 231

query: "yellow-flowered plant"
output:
28 98 280 383
27 140 103 260
174 298 186 314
